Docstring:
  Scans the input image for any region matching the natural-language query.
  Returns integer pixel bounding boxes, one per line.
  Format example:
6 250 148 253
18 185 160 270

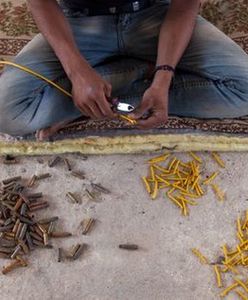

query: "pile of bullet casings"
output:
0 174 74 275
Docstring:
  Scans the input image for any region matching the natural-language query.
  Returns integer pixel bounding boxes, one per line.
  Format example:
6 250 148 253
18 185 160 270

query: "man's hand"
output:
71 66 115 119
130 84 169 129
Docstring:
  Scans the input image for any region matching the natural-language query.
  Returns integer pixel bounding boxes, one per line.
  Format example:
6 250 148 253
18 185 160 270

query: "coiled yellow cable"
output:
0 60 136 125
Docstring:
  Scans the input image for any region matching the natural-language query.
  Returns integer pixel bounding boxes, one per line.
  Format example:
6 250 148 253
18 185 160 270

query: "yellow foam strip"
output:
2 134 248 156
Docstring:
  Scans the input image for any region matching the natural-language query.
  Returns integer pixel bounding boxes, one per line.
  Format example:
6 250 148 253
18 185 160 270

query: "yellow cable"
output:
0 60 72 98
0 60 136 125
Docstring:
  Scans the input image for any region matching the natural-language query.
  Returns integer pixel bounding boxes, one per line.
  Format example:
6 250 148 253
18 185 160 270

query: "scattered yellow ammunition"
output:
191 248 209 265
119 114 137 125
151 180 158 200
220 282 239 297
235 278 248 293
237 217 244 238
214 265 223 288
167 193 183 209
203 172 219 185
189 152 202 163
211 184 225 201
236 290 248 300
148 153 170 164
142 176 151 194
211 152 225 168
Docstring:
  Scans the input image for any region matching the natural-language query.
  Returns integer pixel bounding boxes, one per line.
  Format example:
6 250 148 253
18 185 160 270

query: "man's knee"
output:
0 70 31 136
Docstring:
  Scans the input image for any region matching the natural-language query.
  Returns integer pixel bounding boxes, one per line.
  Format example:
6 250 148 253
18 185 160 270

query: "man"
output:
0 0 247 139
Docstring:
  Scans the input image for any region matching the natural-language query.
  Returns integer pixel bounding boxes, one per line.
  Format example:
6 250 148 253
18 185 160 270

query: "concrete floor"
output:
0 152 247 300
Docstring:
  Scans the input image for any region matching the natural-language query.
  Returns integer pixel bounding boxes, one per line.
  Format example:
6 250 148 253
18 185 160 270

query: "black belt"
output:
70 0 156 16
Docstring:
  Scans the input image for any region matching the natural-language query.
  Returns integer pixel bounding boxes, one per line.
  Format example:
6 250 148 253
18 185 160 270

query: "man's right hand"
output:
71 66 115 119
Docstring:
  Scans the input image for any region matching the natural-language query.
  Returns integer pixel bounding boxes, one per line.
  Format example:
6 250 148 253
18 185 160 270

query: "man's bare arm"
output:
27 0 114 119
132 0 201 128
27 0 88 79
153 0 201 87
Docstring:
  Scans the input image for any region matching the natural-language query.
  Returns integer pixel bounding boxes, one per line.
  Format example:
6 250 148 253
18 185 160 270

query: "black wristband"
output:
154 64 175 74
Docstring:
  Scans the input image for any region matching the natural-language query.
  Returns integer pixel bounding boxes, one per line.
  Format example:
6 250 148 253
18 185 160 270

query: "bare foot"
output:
35 120 70 141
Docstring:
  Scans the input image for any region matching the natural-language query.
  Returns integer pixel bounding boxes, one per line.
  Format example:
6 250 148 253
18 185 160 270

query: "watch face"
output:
117 102 135 113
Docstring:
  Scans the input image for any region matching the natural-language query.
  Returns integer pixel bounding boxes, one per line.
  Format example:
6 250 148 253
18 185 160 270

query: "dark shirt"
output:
60 0 133 10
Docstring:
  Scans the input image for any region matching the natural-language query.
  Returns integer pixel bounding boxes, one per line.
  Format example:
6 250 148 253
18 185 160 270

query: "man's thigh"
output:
124 2 248 83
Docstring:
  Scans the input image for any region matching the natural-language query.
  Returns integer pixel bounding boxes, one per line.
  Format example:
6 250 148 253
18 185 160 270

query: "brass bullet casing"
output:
18 240 29 254
29 232 43 242
26 232 34 251
47 222 55 235
81 218 95 235
0 247 13 254
119 244 139 250
71 171 85 180
43 233 49 246
16 255 28 267
20 203 28 216
66 192 79 204
91 183 111 195
19 216 35 225
14 197 23 211
0 239 16 248
37 224 47 234
29 203 49 212
85 189 96 201
2 259 22 275
27 193 43 199
38 216 59 225
15 223 23 239
3 217 13 227
27 175 37 188
73 244 86 260
2 176 22 185
50 232 72 238
10 245 22 259
69 244 81 258
36 173 52 180
58 248 63 262
48 156 61 168
19 193 30 205
34 225 43 237
63 158 72 171
12 219 20 234
19 223 28 240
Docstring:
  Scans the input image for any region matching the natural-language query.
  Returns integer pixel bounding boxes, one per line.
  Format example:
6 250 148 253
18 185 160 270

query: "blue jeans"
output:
0 0 248 135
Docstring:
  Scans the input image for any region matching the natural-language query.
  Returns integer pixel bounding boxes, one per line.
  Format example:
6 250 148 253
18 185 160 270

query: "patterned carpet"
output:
0 0 248 138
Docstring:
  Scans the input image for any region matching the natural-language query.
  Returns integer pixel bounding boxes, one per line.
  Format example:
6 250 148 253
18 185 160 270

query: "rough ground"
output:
0 152 247 300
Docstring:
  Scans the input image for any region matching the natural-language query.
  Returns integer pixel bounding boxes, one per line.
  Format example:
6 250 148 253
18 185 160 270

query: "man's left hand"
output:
130 85 169 129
